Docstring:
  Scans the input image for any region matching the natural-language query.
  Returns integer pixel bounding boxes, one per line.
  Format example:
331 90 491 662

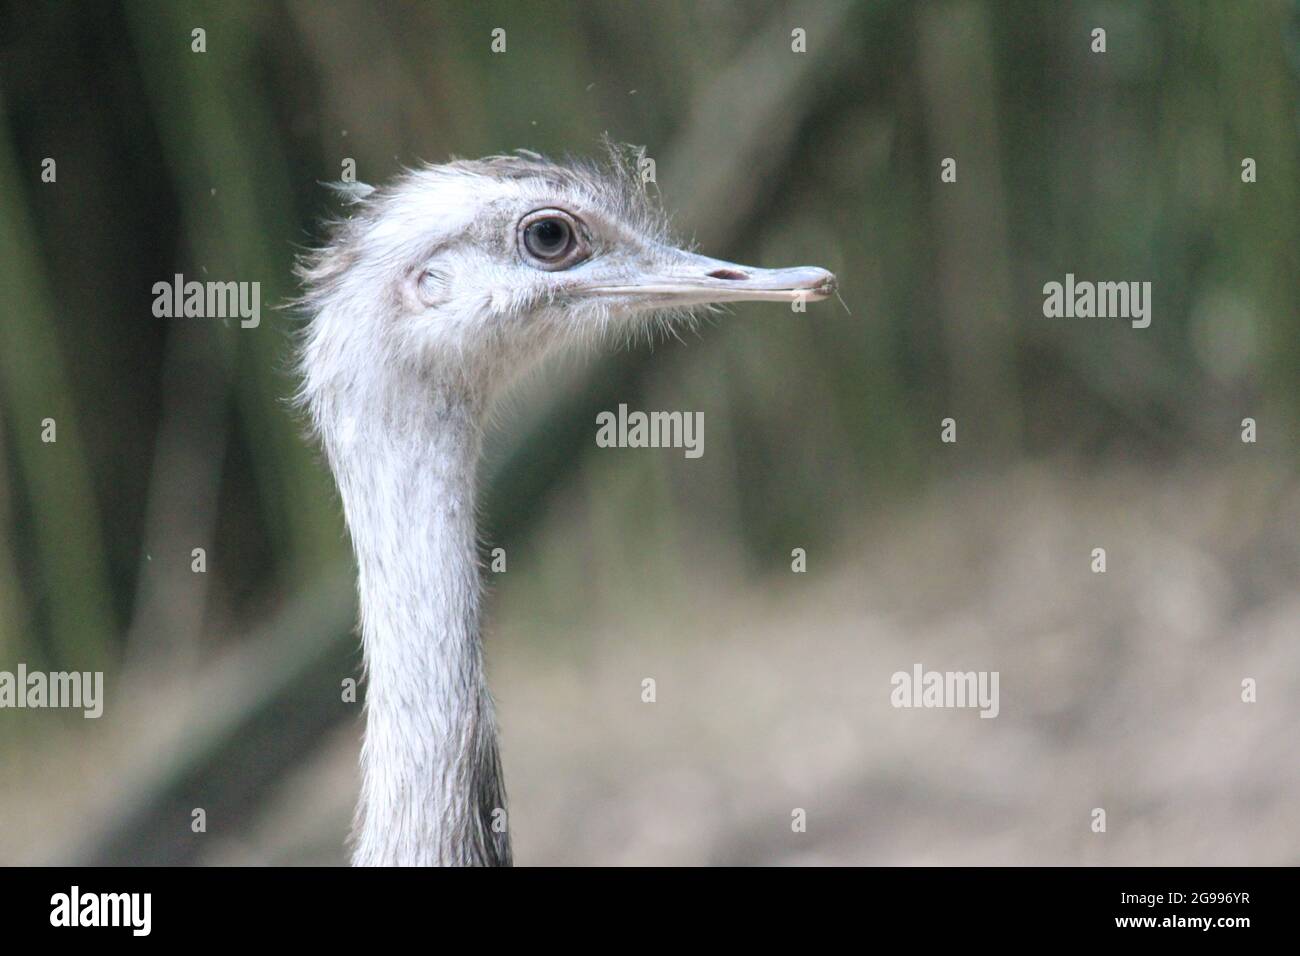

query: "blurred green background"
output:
1 0 1297 865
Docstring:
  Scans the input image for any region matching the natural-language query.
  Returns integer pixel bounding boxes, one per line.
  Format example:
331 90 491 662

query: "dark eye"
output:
524 218 571 259
518 209 588 270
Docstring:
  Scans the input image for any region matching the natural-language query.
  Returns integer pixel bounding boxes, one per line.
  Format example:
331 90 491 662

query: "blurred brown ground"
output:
6 459 1294 866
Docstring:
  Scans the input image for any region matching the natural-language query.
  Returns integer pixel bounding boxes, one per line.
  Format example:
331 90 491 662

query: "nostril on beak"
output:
707 269 748 281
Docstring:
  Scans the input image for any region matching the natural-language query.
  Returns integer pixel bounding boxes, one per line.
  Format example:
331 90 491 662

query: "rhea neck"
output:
324 360 510 866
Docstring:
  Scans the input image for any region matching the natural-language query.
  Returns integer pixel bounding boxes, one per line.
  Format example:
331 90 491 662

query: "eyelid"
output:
518 208 591 271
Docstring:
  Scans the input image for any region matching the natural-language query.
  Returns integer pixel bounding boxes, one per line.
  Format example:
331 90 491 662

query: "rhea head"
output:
296 149 837 423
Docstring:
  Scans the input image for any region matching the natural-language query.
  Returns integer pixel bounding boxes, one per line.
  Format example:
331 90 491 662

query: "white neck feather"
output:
323 365 509 866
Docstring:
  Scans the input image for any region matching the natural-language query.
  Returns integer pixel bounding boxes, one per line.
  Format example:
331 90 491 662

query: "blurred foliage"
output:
0 0 1296 852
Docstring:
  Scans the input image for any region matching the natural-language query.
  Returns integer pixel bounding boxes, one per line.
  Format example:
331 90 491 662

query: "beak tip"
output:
805 269 837 301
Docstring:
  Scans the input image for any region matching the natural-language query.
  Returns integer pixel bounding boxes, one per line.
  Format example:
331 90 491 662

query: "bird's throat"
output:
330 384 510 866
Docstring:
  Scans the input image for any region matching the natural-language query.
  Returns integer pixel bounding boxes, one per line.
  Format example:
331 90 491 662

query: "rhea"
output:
296 151 836 865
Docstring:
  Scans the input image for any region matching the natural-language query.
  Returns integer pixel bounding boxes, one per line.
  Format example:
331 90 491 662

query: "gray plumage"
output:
297 149 835 866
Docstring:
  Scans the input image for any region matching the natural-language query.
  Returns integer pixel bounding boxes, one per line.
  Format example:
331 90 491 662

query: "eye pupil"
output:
524 217 572 259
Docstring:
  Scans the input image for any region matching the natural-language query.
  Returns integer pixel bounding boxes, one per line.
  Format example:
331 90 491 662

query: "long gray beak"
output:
587 250 837 307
